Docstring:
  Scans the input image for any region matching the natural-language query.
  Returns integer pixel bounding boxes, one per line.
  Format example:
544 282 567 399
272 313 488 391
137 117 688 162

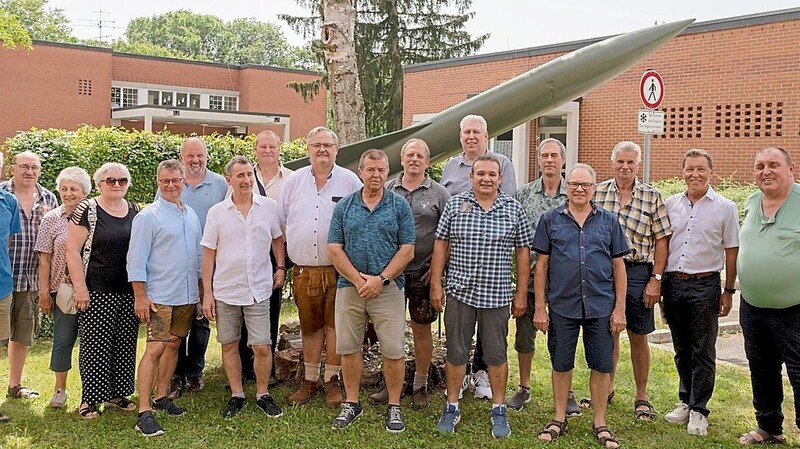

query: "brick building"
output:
0 41 326 147
403 8 800 184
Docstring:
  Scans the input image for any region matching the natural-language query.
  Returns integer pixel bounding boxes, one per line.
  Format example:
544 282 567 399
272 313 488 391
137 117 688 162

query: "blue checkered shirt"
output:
435 189 534 308
0 181 58 292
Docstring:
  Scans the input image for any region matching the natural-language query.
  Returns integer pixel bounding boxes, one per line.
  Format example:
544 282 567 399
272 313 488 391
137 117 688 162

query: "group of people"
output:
0 113 797 447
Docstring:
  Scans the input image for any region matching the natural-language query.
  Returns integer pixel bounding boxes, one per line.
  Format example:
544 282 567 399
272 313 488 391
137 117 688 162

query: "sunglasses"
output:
101 177 129 186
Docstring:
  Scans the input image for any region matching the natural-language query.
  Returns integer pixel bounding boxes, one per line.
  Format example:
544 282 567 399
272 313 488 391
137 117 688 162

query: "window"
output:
111 87 138 108
224 96 238 111
189 94 201 109
161 91 173 106
148 90 160 105
111 88 121 108
176 93 188 108
209 95 223 110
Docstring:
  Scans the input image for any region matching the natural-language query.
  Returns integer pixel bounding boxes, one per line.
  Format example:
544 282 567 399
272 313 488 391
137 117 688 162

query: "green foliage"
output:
111 40 185 58
652 177 757 223
3 126 308 204
0 0 73 43
0 8 32 49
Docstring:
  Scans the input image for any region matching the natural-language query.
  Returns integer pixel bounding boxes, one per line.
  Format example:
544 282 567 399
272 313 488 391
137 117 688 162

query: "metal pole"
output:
643 132 651 184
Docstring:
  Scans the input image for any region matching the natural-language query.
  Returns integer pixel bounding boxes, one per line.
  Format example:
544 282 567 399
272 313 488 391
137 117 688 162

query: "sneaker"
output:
256 394 283 418
324 376 344 408
445 374 471 400
135 411 164 437
474 370 492 400
152 396 186 416
411 386 430 411
369 386 389 405
687 410 708 436
436 403 461 433
167 377 184 399
222 396 246 419
490 405 511 438
665 403 691 424
49 389 67 409
288 379 323 406
332 401 363 429
506 386 530 411
566 390 582 417
185 376 204 393
385 404 405 433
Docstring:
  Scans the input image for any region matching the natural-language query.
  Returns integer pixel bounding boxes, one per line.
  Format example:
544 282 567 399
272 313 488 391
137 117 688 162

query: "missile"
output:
286 18 694 174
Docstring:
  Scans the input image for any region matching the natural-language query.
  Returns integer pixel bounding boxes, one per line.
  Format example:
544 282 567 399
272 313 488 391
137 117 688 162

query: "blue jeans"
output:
662 273 720 416
50 298 79 372
740 298 800 435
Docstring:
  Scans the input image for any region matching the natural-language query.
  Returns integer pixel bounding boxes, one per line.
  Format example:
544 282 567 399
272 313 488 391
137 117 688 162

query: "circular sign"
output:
640 71 664 109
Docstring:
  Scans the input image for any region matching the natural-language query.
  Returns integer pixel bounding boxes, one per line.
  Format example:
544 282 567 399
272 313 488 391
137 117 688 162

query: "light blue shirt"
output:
156 169 228 229
127 197 202 306
0 190 22 298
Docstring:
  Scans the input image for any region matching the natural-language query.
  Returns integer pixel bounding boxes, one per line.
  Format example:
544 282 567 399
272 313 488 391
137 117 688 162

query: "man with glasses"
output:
167 137 228 398
533 164 628 447
0 151 57 400
127 160 202 437
278 127 361 408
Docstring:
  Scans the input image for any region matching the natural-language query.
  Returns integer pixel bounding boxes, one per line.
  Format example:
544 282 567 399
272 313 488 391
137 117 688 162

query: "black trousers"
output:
662 273 720 416
740 298 800 436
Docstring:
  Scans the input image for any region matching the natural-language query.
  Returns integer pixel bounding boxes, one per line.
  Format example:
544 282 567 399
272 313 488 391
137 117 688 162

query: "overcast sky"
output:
48 0 799 55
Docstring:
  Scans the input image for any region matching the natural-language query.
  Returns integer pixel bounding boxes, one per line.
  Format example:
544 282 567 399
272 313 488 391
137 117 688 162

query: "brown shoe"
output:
368 386 389 406
167 377 184 399
288 379 323 406
411 387 429 411
186 376 204 393
324 375 344 408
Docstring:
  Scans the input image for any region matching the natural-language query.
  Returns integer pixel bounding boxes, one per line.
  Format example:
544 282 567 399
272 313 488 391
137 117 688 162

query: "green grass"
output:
0 301 796 448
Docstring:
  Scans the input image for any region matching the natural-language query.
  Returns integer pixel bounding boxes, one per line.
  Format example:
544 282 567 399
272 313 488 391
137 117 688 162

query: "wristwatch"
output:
379 274 391 286
651 273 663 281
724 287 736 294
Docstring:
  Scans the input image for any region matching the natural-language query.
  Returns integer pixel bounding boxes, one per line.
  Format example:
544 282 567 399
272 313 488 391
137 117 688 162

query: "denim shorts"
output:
547 311 613 373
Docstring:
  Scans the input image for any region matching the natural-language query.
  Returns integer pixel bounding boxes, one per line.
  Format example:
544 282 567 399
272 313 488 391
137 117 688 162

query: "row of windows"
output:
111 87 238 111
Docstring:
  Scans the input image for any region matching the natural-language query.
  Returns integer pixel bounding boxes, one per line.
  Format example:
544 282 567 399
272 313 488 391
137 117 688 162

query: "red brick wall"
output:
404 19 800 184
112 55 240 91
0 44 112 144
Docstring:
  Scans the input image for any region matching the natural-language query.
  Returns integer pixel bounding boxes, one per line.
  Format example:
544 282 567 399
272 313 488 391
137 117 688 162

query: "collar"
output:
393 172 432 190
156 196 186 212
4 180 47 199
533 176 567 196
560 200 598 216
357 187 390 208
683 185 717 202
310 164 336 180
223 191 263 209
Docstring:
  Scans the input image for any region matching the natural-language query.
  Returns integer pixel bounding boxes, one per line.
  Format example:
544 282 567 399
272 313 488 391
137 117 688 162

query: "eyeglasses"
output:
14 164 41 172
101 177 129 186
158 178 184 186
567 181 595 190
309 143 336 150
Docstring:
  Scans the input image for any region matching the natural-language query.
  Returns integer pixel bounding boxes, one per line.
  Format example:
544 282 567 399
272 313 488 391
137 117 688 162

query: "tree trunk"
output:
321 0 366 145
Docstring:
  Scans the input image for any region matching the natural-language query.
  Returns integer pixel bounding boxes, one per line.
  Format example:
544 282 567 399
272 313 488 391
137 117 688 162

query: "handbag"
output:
57 199 98 315
56 282 77 315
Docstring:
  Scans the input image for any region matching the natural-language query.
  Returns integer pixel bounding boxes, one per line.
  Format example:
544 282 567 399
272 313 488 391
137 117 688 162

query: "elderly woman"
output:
34 167 91 409
65 163 139 419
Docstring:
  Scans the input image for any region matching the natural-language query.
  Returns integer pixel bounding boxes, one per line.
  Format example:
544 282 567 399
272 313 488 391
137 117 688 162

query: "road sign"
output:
640 70 664 109
638 109 665 134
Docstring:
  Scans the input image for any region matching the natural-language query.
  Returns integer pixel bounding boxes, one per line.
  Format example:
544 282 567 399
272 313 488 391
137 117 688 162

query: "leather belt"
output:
667 271 717 280
624 260 651 267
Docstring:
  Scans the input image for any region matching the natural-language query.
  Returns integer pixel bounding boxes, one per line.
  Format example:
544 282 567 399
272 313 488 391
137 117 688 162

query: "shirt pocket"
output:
252 222 274 244
775 227 800 257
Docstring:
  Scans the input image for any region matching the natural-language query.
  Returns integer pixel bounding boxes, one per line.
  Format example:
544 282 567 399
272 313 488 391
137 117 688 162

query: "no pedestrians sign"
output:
640 70 664 109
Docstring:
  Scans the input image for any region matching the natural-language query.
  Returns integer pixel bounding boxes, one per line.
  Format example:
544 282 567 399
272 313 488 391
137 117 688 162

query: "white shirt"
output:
665 186 739 274
201 193 282 306
278 164 362 266
254 163 294 201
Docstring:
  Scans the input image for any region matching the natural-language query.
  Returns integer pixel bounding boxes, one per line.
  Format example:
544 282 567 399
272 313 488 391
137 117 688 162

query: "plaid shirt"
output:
594 177 671 263
435 189 534 309
0 181 58 291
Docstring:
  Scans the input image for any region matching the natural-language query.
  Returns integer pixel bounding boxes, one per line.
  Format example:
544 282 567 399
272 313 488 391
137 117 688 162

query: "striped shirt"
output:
0 181 58 291
594 178 671 263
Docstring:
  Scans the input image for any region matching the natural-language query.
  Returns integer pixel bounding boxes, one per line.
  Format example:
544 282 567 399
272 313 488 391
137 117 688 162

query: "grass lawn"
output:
0 301 796 449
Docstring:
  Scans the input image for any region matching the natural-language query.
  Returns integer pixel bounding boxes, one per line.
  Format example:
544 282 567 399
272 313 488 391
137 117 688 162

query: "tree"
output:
282 0 488 137
322 0 366 144
0 0 73 43
0 9 32 49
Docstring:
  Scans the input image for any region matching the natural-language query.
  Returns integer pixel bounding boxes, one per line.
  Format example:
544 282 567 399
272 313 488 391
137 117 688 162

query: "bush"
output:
652 177 757 223
3 126 308 204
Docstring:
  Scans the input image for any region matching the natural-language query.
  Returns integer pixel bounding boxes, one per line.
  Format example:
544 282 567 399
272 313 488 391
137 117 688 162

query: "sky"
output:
47 0 800 55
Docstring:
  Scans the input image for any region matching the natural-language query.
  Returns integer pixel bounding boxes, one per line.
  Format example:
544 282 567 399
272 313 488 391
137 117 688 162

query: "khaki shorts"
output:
10 291 39 346
293 265 337 336
146 304 196 342
335 284 406 359
215 300 271 346
0 294 11 341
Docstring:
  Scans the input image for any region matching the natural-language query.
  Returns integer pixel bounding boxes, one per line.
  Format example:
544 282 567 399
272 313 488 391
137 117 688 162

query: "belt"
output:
624 260 651 267
667 271 717 280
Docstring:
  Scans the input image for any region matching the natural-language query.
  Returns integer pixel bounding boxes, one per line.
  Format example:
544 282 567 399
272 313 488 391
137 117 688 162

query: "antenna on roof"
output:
73 9 124 41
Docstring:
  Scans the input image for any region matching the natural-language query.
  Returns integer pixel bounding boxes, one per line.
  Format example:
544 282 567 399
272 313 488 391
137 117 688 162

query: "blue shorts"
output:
625 263 655 335
547 311 613 373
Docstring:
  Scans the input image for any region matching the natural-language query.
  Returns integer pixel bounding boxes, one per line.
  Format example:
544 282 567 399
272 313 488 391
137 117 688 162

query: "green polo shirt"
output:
738 183 800 309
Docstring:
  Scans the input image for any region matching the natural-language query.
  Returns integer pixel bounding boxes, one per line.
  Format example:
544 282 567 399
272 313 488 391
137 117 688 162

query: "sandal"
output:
593 425 621 448
538 419 568 442
580 390 615 409
106 397 136 411
79 403 99 420
7 385 40 399
739 428 787 445
634 399 656 421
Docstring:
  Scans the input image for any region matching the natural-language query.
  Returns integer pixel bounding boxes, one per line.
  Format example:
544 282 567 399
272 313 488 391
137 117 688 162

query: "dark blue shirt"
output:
532 201 630 319
328 188 416 289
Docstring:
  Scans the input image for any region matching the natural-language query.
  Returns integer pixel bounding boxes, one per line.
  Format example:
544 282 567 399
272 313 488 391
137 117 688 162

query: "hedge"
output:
3 126 308 204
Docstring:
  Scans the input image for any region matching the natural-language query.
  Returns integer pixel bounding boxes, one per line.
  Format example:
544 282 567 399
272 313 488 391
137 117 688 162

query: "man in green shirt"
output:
737 147 800 445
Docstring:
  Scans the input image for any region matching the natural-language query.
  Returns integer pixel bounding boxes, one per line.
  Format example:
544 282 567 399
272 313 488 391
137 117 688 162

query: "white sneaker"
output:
445 374 472 400
687 410 708 436
664 403 690 423
49 389 67 408
473 370 492 400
